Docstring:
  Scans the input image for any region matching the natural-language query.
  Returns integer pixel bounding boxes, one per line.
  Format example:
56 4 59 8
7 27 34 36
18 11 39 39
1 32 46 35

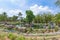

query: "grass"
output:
0 31 59 40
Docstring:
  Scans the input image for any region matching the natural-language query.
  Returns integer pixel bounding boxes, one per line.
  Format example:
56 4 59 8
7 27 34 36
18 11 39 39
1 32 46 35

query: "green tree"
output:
7 15 18 21
18 12 23 23
7 17 12 21
0 12 7 21
12 15 18 21
3 12 7 21
42 13 53 23
33 14 43 23
26 10 35 24
18 12 22 20
54 13 60 25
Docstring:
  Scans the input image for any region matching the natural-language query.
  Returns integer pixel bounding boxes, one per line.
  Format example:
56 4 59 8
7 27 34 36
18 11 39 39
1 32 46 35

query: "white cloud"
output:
30 4 54 15
0 8 23 17
7 9 22 16
0 8 7 14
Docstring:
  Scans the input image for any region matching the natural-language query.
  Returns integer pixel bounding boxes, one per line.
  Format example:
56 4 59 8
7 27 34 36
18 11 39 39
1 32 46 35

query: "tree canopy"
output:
26 10 35 23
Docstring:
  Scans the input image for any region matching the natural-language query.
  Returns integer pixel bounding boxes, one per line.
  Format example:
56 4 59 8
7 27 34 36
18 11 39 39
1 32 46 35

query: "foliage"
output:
15 36 25 40
54 13 60 24
11 15 18 21
25 28 33 33
8 33 17 40
26 10 35 23
0 12 7 21
33 24 40 29
48 25 51 29
41 13 53 23
33 14 43 23
55 26 59 32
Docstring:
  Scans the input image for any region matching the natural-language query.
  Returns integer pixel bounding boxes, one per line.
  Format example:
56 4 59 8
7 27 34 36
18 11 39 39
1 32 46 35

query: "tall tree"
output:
26 10 35 24
55 12 60 24
18 12 22 20
2 12 7 21
18 12 23 22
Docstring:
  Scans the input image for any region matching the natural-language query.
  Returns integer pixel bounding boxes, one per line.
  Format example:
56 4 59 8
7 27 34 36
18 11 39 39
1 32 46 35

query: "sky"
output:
0 0 60 17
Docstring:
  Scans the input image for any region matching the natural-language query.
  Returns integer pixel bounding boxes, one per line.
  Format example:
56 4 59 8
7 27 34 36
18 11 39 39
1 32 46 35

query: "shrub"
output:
26 28 33 33
55 26 59 32
48 25 51 29
15 36 25 40
33 25 40 29
8 33 17 40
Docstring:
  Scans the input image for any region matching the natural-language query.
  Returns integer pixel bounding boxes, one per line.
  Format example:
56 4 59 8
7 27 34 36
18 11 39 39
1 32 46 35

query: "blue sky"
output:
0 0 60 17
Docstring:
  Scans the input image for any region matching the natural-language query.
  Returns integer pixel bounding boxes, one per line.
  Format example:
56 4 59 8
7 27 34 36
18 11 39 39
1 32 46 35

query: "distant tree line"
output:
0 10 60 26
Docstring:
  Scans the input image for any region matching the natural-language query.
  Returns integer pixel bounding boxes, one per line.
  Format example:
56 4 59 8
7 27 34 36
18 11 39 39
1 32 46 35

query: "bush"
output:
15 36 25 40
48 25 51 29
55 26 59 32
41 30 46 33
26 28 33 33
8 33 17 40
33 25 39 29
